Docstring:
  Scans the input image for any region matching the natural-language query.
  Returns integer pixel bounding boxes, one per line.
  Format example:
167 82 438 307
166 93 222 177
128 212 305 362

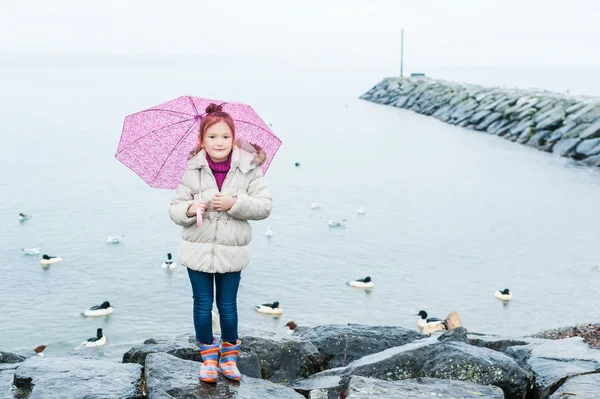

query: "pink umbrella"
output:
115 96 281 190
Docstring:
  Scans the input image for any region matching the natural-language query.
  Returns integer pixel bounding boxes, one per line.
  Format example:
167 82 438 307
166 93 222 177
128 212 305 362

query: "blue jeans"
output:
187 269 241 344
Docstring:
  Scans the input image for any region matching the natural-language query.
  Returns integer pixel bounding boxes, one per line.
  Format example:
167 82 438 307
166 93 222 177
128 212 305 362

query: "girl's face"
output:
201 121 233 162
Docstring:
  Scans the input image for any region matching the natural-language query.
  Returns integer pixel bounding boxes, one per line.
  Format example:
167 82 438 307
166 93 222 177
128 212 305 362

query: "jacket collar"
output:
189 146 255 174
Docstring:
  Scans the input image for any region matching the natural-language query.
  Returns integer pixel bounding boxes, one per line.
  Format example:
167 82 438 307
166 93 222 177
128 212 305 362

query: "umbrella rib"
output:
135 108 193 118
116 118 193 155
187 96 200 116
151 120 199 186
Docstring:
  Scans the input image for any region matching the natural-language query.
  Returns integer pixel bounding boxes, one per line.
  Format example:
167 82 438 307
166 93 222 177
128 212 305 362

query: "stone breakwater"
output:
2 324 600 399
360 77 600 167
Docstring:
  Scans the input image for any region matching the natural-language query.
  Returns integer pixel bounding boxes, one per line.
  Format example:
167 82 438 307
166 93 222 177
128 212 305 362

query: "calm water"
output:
1 56 600 360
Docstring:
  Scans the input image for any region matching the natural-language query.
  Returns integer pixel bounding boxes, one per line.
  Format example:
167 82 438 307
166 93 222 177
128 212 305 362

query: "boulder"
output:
582 155 600 166
552 138 582 156
526 130 552 148
0 351 25 364
549 373 600 399
13 355 143 399
241 335 322 383
145 352 304 399
122 334 201 365
574 138 600 157
468 333 540 353
342 376 504 398
514 337 600 399
341 338 532 398
579 119 600 139
300 324 425 370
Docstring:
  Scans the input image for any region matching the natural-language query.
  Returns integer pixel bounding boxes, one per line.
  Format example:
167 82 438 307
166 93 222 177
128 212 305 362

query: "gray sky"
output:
1 0 599 66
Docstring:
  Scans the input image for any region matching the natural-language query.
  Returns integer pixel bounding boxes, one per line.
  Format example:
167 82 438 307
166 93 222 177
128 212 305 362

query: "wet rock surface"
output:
13 355 143 399
146 352 304 399
300 324 426 369
343 376 505 398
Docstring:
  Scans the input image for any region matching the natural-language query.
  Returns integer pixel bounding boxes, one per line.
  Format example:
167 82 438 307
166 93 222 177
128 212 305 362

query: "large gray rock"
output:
526 130 552 147
552 138 582 156
122 334 261 378
582 155 600 166
0 351 25 364
341 337 531 398
291 369 345 397
13 355 143 399
146 352 304 399
242 335 322 383
468 333 541 353
574 138 600 157
513 337 600 399
0 368 17 399
300 324 426 370
123 334 201 365
549 373 600 399
579 119 600 139
343 376 504 398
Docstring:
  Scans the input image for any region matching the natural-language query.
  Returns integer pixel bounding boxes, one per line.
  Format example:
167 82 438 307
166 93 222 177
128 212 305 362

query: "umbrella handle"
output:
196 170 203 227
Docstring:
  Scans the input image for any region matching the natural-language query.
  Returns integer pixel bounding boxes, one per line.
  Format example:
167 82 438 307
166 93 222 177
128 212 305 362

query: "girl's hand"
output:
187 201 207 217
212 193 236 211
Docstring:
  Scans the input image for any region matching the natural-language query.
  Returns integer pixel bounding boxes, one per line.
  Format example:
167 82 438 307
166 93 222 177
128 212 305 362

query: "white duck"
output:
495 288 513 302
310 203 322 209
357 207 366 215
328 218 346 227
255 301 282 315
416 310 445 330
18 213 31 222
161 253 177 270
265 227 273 237
106 235 124 244
40 254 62 266
347 276 374 288
83 301 113 317
22 247 40 255
81 328 107 348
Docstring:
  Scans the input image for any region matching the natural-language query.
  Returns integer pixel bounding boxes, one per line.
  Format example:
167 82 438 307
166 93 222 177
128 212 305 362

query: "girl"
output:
169 103 272 383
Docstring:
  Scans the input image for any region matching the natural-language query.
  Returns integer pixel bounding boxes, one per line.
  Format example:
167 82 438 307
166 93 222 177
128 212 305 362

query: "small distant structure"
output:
411 73 426 77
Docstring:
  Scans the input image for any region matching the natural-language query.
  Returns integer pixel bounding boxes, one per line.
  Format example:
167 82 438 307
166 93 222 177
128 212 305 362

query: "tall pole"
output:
400 28 404 77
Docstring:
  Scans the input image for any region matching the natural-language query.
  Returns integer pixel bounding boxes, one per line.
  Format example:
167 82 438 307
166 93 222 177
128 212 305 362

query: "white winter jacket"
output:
169 144 272 273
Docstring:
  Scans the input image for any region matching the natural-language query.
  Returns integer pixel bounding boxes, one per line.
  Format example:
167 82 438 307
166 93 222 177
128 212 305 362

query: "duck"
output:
416 310 445 330
265 227 273 237
81 328 107 348
347 276 374 288
83 301 113 317
285 321 298 335
40 254 62 266
495 288 513 301
33 345 47 357
310 202 322 209
22 247 40 255
161 253 177 270
295 162 300 167
357 207 366 215
106 235 124 244
328 218 346 227
255 301 282 315
18 213 31 222
284 321 311 335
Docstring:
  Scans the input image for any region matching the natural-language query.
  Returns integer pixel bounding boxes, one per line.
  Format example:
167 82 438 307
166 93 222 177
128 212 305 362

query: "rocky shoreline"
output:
2 323 600 398
359 77 600 167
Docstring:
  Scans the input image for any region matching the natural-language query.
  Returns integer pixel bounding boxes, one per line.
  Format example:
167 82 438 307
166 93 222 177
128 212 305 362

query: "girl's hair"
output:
189 103 236 158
